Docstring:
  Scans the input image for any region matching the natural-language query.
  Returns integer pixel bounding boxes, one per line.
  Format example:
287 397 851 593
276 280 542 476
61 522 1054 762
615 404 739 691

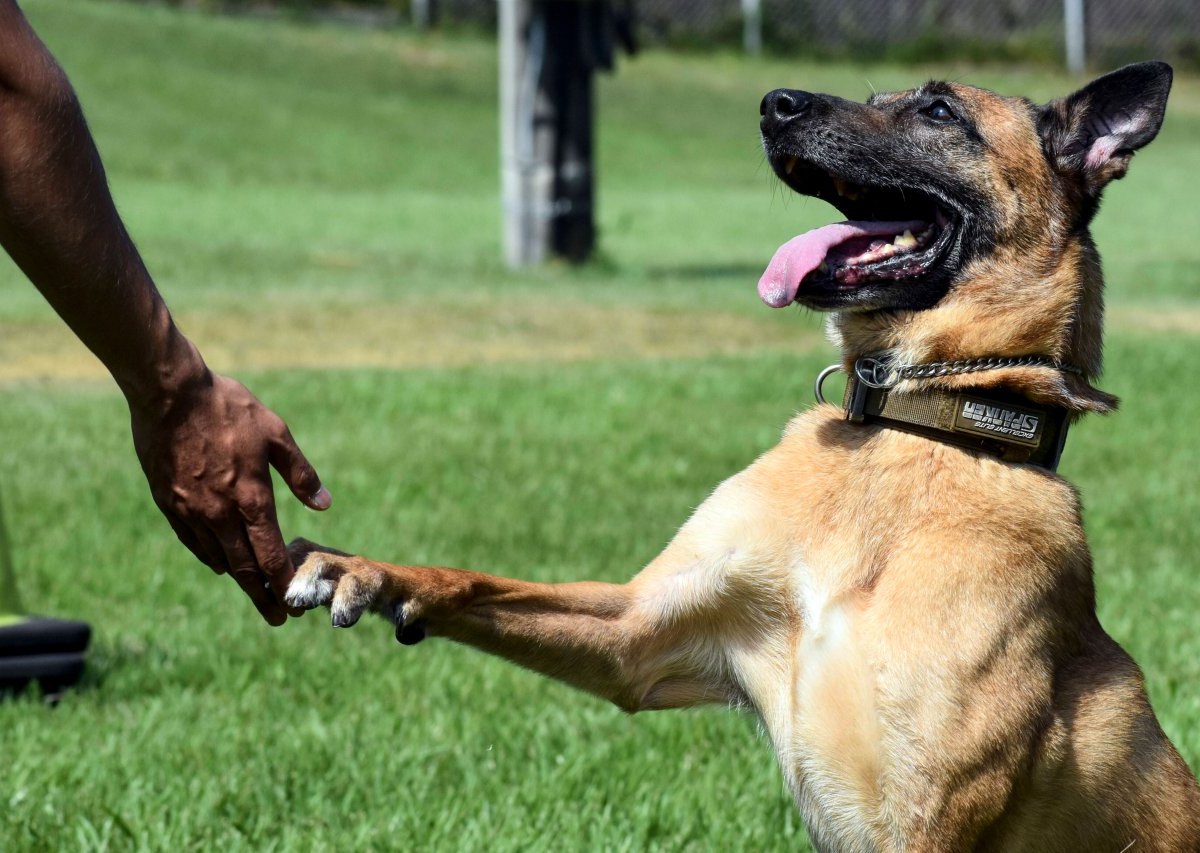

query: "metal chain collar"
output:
855 353 1083 390
815 353 1084 403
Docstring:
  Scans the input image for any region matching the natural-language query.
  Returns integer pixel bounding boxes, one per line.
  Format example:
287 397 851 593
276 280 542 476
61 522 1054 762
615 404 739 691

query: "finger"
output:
164 514 206 563
189 523 230 576
244 502 307 618
218 526 287 626
268 426 331 511
242 497 295 607
230 568 287 626
164 514 225 575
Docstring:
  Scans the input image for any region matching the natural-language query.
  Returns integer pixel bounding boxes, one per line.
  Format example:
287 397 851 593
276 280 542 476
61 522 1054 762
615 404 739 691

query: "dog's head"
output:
759 62 1172 412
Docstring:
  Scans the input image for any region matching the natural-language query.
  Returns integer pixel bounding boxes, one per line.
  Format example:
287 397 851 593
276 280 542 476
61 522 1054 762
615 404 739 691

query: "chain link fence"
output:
144 0 1200 69
436 0 1200 69
634 0 1199 68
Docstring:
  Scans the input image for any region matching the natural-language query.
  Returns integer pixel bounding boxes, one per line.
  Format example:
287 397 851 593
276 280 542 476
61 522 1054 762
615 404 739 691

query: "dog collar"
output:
815 355 1074 471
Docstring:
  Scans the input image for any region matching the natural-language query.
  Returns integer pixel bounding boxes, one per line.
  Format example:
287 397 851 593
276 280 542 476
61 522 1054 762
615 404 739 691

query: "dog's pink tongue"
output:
757 220 927 307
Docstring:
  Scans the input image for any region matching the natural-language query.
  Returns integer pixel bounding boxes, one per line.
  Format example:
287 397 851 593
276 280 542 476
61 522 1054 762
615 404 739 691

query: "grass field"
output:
2 1 1199 849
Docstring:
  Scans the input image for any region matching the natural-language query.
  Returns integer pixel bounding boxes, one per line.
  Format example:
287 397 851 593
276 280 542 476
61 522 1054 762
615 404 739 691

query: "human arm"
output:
0 1 330 624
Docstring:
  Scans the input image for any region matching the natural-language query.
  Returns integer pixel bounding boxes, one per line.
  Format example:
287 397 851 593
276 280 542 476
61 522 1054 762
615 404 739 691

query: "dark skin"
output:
0 1 330 624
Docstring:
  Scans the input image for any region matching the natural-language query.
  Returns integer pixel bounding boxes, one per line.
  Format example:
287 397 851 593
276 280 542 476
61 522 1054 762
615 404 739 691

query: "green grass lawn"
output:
2 2 1199 849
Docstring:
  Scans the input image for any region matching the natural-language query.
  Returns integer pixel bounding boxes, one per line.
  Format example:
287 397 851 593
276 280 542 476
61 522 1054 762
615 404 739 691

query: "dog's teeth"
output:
831 177 862 201
785 156 798 175
894 229 918 249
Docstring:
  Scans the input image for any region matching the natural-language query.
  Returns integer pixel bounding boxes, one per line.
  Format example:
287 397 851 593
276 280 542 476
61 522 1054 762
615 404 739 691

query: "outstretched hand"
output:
129 370 331 625
0 2 332 625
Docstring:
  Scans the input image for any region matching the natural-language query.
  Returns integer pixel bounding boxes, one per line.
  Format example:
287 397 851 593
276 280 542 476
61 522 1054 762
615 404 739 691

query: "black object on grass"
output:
0 484 91 698
0 618 91 694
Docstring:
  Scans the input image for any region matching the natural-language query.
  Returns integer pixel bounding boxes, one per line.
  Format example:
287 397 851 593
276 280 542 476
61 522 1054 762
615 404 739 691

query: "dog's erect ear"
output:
1039 61 1172 194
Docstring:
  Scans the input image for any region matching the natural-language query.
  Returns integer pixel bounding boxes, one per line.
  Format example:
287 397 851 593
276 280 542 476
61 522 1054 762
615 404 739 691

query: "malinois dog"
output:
286 62 1200 849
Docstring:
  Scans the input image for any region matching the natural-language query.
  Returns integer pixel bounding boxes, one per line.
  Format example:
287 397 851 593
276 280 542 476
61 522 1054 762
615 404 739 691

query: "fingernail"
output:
309 485 332 511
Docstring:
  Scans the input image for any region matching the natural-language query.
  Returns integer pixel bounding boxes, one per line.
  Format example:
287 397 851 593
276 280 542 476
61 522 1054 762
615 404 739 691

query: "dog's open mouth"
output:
759 155 956 308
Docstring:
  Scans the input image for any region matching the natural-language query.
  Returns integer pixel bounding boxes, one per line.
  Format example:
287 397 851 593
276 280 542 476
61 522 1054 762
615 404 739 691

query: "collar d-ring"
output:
814 363 844 405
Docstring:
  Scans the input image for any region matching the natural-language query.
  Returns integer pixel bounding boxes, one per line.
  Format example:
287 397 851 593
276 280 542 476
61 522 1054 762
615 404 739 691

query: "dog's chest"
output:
773 573 888 850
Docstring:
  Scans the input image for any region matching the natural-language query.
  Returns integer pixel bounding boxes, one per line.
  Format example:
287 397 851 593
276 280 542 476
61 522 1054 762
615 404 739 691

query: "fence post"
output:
412 0 438 29
1064 0 1086 73
498 0 547 267
742 0 763 56
498 0 524 266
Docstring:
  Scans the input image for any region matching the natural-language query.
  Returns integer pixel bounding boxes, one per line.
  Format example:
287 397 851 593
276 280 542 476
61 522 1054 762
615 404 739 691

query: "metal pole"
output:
1064 0 1086 74
500 0 532 266
742 0 762 56
413 0 440 29
499 0 553 267
499 0 521 266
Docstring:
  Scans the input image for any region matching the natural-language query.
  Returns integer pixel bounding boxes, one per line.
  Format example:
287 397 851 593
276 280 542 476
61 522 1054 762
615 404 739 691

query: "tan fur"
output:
829 85 1115 416
286 78 1200 850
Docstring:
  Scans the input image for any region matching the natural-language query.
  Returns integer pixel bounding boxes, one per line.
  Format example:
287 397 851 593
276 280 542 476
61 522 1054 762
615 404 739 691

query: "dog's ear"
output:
1039 61 1172 194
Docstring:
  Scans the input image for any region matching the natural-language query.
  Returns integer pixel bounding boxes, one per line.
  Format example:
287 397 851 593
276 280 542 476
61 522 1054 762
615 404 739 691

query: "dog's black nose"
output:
760 89 813 125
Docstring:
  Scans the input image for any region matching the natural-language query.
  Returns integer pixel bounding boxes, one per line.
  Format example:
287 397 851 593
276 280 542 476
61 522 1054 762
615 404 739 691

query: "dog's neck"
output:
828 230 1116 416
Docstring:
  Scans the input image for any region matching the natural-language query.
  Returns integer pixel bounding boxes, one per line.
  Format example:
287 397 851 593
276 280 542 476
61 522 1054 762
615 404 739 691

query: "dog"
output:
285 62 1200 850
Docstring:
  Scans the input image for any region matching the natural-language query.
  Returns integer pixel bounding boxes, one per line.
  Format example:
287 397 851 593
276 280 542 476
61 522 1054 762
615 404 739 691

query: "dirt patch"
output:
1109 306 1200 336
0 298 820 383
7 300 1196 385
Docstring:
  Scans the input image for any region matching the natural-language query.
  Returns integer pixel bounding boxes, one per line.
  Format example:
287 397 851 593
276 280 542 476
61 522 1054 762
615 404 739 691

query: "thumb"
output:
270 427 331 511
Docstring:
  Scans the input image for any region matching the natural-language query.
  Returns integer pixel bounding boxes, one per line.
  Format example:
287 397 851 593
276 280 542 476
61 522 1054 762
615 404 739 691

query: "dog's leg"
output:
285 529 763 713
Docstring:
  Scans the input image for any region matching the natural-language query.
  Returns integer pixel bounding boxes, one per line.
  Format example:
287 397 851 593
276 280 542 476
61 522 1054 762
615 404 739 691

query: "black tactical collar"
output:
815 354 1076 471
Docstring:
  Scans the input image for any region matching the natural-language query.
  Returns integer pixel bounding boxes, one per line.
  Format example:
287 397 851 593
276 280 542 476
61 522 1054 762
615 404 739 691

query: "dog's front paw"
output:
283 541 342 611
284 538 427 643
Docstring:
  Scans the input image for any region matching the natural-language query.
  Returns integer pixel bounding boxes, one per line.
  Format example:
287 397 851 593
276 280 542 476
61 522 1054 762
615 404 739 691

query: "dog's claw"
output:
392 600 426 644
397 620 426 645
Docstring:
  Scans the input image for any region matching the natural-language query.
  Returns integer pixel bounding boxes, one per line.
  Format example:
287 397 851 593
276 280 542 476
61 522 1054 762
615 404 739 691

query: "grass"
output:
1 1 1198 849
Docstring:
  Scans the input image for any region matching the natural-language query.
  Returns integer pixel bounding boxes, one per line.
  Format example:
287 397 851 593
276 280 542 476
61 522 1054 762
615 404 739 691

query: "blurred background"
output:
158 0 1200 69
1 0 1197 849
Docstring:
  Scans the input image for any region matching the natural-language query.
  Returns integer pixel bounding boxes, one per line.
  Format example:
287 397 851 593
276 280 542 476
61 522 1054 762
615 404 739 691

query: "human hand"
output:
128 369 331 625
0 0 330 624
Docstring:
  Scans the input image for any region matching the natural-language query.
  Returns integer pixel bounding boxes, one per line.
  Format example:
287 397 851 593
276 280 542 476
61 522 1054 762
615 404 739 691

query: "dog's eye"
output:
923 101 958 123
